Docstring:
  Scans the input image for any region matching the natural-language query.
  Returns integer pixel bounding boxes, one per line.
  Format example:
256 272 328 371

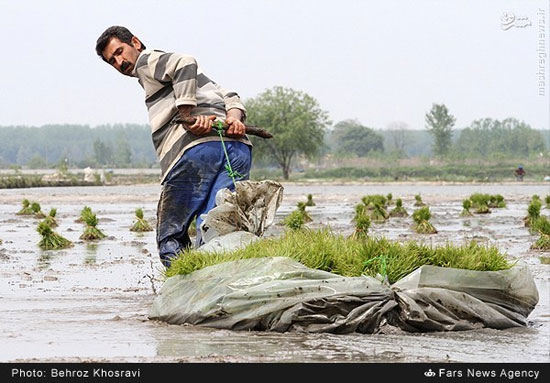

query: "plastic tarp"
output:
149 258 538 333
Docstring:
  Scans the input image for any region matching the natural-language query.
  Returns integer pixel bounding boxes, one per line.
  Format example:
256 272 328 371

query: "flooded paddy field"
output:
0 182 549 362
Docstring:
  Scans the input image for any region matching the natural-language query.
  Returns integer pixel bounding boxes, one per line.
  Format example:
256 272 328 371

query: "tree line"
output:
1 87 548 180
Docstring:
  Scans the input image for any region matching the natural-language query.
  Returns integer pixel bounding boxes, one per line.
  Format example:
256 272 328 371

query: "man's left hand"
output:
225 116 246 138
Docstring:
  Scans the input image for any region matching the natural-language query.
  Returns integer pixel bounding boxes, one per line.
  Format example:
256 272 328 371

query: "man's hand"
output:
225 108 245 138
188 115 216 136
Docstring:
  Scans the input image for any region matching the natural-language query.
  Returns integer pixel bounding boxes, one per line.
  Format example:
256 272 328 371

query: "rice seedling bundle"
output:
31 202 45 218
44 208 58 227
130 208 153 232
412 206 437 234
296 202 312 222
76 206 92 223
283 210 306 230
389 198 408 217
80 211 106 240
460 199 473 217
37 221 72 250
524 199 542 228
16 199 34 215
305 194 316 207
531 216 550 250
414 194 425 207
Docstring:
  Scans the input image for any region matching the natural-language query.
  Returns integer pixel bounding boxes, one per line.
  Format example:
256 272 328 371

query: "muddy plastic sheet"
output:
391 264 539 331
149 257 396 333
199 180 284 244
149 258 538 333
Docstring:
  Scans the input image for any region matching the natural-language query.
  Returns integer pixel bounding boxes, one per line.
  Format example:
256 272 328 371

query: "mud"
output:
0 182 549 362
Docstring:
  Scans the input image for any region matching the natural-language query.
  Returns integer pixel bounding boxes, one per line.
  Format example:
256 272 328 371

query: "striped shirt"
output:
132 49 251 182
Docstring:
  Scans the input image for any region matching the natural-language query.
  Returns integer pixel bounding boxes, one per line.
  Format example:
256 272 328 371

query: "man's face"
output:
102 36 142 77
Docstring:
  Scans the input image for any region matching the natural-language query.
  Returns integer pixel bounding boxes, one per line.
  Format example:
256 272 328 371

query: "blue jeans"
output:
156 141 252 267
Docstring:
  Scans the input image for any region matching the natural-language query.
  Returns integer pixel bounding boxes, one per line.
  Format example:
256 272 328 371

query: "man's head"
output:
95 26 146 77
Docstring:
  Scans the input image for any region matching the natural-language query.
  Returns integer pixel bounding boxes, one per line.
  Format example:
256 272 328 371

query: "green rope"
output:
362 255 387 278
214 121 243 188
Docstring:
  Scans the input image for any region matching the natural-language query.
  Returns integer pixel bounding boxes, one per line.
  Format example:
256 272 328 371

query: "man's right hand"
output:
188 115 216 136
178 105 216 136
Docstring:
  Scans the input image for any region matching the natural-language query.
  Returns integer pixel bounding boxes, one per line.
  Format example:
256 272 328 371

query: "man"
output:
95 26 252 267
515 165 525 181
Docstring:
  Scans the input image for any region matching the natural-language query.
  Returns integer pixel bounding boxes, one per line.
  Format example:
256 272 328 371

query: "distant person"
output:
95 26 252 267
515 165 525 181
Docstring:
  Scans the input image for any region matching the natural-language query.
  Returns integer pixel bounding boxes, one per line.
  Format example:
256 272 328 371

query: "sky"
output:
0 0 548 131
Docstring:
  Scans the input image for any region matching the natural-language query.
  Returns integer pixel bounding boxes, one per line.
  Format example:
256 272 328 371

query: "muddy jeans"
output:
156 141 252 267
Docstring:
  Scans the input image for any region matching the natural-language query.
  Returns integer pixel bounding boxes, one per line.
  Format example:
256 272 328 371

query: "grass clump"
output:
531 216 550 250
296 202 313 222
76 206 92 223
460 199 473 217
166 229 512 283
360 195 389 223
524 197 542 228
284 209 306 230
545 195 550 209
305 194 316 207
414 194 425 207
44 208 58 227
352 207 371 239
80 209 106 240
412 206 437 234
130 208 153 232
386 193 393 206
16 199 34 215
37 221 72 250
31 202 45 218
469 193 491 214
389 198 408 217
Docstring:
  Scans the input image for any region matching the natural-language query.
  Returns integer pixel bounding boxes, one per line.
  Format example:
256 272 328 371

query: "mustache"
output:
120 61 131 73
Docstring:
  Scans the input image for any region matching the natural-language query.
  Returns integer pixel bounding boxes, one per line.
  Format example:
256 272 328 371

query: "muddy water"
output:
0 182 549 362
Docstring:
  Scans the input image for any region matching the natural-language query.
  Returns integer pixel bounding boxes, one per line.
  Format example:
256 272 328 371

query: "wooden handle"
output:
173 116 273 139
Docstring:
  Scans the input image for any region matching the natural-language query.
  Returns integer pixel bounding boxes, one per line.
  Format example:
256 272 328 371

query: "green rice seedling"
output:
305 194 316 207
283 209 306 230
44 208 58 227
80 211 106 240
412 206 437 234
37 221 72 250
166 229 511 283
460 199 473 217
532 195 541 201
469 193 491 214
352 211 371 239
76 206 92 223
386 193 393 206
489 194 506 208
16 199 34 215
414 194 425 207
131 208 153 232
362 195 387 209
31 202 45 218
296 202 312 222
524 199 542 228
188 219 197 237
531 216 550 250
389 198 408 217
545 195 550 209
369 202 389 223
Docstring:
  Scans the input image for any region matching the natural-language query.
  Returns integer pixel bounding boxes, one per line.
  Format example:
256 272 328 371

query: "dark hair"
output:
95 26 146 61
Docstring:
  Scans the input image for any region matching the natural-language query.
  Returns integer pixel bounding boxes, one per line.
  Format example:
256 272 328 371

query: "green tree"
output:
113 133 132 167
246 86 330 179
27 154 48 169
425 103 456 157
331 119 384 157
93 138 113 166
